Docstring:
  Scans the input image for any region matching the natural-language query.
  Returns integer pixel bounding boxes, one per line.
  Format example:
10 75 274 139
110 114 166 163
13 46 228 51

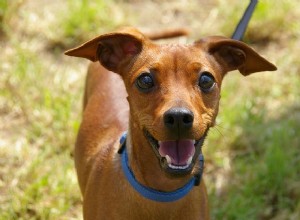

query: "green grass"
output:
0 0 8 33
0 0 299 219
0 39 83 219
48 0 125 50
207 95 300 219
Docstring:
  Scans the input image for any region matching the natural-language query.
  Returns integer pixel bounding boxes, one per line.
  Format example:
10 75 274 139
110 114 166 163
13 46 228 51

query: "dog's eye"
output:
198 72 215 93
136 73 154 92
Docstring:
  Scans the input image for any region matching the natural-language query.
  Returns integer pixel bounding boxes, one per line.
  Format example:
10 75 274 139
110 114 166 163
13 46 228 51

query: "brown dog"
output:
65 27 276 219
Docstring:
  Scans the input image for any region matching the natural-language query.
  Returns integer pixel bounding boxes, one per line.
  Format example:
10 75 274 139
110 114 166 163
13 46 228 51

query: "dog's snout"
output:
163 108 194 131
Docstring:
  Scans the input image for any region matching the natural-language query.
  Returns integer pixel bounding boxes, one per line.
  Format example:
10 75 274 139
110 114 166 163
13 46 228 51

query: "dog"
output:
65 27 276 219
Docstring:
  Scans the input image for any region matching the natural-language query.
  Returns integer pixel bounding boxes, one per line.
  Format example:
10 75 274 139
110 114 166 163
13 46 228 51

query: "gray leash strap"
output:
232 0 258 41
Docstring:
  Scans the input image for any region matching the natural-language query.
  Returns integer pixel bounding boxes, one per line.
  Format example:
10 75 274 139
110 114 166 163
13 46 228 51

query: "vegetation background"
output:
0 0 299 219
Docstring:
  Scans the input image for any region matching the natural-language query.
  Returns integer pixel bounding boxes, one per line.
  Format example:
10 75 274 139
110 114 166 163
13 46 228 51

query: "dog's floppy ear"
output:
196 36 277 75
65 27 145 72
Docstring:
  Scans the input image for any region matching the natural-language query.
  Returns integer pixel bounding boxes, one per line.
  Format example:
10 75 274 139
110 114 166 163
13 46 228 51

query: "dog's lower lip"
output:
144 130 204 173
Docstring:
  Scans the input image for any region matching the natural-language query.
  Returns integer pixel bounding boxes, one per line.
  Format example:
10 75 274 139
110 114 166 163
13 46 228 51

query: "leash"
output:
232 0 258 40
118 132 204 202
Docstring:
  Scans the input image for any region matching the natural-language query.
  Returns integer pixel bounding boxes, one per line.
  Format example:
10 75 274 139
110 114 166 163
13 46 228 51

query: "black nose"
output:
163 108 194 132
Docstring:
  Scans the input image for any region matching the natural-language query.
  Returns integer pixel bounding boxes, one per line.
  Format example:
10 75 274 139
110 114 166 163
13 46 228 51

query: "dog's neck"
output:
126 121 196 192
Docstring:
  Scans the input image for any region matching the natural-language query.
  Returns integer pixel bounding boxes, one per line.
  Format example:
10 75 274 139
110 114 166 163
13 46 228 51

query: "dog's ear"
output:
65 27 145 72
196 36 277 75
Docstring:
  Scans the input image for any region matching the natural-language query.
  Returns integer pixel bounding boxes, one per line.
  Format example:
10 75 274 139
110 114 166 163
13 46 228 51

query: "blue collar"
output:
118 132 204 202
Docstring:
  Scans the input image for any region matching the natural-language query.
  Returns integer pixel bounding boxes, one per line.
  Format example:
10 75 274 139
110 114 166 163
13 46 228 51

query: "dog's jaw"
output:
159 140 195 170
144 129 208 177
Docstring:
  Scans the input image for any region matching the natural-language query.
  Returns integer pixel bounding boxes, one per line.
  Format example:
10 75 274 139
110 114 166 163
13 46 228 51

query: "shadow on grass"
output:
211 103 300 220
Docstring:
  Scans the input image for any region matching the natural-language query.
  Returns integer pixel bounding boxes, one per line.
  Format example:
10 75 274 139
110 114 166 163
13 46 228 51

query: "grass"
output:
48 0 125 50
207 96 300 219
0 0 8 36
1 38 83 219
0 0 299 219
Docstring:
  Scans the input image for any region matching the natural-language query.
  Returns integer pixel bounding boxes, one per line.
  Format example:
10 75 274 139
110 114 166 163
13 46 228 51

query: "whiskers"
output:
209 122 235 145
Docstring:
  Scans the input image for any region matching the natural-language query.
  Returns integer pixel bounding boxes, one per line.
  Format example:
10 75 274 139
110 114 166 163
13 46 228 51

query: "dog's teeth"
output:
187 156 193 165
165 155 172 164
193 140 196 145
168 164 189 170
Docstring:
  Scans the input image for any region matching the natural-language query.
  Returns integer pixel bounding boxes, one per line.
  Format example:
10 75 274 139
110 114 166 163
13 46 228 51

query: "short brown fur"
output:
65 27 276 220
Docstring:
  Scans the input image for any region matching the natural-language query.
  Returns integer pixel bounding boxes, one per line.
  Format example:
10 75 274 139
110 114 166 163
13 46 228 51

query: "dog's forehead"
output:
145 43 209 64
139 43 217 72
155 43 201 56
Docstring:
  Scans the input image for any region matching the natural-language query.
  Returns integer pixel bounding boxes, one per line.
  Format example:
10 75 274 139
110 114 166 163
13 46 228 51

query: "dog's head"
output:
66 27 276 177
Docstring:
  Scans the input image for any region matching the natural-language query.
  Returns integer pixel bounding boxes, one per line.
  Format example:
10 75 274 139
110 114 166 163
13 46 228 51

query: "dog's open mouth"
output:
144 130 207 176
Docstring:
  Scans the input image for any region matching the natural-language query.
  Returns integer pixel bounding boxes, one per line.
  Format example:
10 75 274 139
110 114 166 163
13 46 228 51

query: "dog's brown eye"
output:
198 72 215 93
136 73 154 92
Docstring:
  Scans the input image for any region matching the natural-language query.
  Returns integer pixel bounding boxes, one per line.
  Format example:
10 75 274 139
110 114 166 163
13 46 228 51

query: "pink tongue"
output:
158 140 195 166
